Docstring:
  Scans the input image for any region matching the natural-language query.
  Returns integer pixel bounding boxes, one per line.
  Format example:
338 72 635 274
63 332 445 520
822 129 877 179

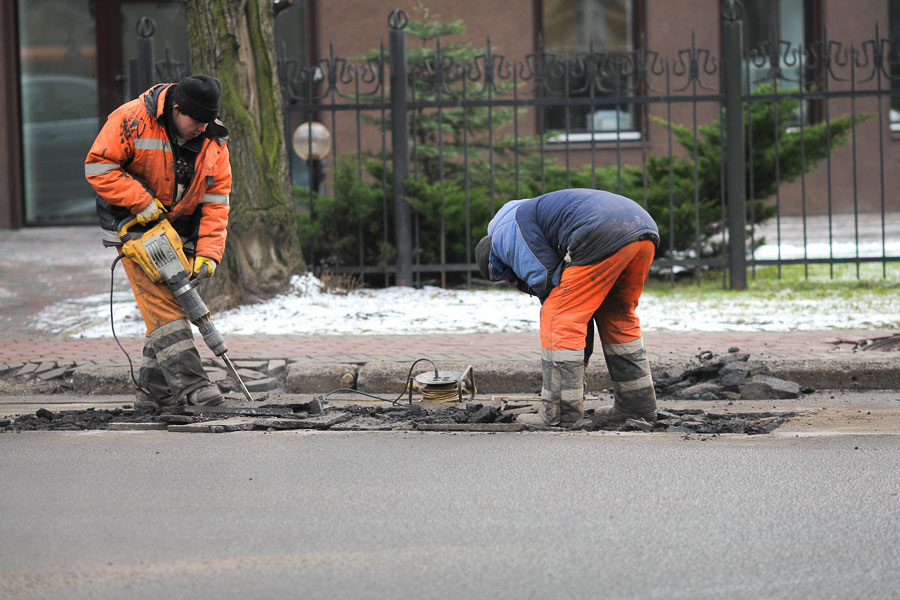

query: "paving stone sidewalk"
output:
0 329 887 364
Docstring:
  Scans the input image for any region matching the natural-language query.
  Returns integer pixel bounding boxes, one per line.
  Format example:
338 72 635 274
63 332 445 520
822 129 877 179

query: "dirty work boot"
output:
517 349 585 428
593 403 656 423
133 389 179 413
516 407 552 429
186 384 224 407
595 337 657 423
148 319 217 406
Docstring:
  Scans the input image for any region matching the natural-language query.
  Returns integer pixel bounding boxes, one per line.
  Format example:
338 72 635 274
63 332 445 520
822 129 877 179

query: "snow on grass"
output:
753 240 900 261
42 272 899 339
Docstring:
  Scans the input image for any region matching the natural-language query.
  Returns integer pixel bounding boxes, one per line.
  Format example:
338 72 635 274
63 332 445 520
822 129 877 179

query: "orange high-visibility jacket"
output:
85 83 231 262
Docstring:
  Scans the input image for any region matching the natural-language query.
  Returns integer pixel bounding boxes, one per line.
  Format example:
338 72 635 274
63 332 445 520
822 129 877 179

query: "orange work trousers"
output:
120 253 189 335
540 239 655 351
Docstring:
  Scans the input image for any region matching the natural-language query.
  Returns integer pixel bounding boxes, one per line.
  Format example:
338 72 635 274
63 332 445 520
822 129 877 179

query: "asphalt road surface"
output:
1 422 899 599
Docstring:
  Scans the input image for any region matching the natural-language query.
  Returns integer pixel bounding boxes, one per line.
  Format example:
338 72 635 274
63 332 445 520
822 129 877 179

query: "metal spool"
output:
411 366 476 403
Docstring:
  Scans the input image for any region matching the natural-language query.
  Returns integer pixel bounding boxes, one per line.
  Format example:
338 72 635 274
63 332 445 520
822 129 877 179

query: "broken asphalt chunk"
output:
719 361 768 391
623 418 654 432
473 405 500 423
284 397 324 415
35 408 56 420
674 382 724 400
255 412 353 430
720 352 750 364
739 375 801 400
414 423 525 432
183 405 293 417
168 417 258 433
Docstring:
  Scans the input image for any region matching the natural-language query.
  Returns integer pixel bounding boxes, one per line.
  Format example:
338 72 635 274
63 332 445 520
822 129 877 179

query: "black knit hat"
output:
171 75 221 123
475 235 492 280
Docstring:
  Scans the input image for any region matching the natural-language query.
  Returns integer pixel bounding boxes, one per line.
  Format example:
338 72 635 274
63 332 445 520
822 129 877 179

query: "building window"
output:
740 0 818 127
742 0 806 90
540 0 641 142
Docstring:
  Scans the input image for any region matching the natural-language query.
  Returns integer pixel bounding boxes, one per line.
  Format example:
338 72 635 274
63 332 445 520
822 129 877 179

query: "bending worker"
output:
85 75 231 412
475 188 659 428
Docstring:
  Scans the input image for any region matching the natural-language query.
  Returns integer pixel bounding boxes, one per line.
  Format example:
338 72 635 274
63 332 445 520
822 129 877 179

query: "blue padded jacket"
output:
486 188 659 300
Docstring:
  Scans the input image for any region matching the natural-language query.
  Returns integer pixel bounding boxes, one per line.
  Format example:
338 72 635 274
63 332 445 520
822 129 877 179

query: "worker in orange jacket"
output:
85 75 232 411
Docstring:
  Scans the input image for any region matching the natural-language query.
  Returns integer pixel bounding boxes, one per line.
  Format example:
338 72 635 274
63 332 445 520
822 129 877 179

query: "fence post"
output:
130 17 156 99
388 10 413 286
723 1 747 290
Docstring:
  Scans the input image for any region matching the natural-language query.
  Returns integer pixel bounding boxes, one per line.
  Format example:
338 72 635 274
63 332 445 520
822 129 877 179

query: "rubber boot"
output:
594 338 657 423
518 349 584 428
148 318 222 406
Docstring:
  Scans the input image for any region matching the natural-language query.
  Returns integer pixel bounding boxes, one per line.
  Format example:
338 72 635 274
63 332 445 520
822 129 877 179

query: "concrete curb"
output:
2 352 897 397
760 356 900 391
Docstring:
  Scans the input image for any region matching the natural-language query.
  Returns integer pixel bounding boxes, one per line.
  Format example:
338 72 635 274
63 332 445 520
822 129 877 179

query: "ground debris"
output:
10 408 123 431
415 423 524 432
1 401 796 435
830 333 900 352
655 348 807 401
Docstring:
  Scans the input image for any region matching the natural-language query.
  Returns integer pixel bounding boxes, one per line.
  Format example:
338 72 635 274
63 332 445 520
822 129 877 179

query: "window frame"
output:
888 0 900 132
726 0 824 126
534 0 647 143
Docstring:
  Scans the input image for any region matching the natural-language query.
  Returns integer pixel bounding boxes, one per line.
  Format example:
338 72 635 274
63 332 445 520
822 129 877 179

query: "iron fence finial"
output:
723 0 743 22
136 16 156 38
388 9 409 30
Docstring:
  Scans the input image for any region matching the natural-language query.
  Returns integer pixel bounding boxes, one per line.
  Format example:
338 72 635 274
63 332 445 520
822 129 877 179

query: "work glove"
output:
192 256 217 280
135 197 165 225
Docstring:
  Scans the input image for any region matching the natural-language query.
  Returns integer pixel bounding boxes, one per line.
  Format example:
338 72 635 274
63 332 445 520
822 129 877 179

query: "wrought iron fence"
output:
279 2 900 288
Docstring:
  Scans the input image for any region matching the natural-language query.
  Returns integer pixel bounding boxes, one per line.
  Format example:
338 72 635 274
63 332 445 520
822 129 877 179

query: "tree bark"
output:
185 0 303 311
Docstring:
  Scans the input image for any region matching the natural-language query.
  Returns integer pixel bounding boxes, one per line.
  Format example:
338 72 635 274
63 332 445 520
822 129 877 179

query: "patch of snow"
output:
35 272 900 339
753 240 900 260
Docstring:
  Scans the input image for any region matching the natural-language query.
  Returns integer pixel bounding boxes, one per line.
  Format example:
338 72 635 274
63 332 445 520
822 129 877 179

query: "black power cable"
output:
109 254 150 395
319 358 440 406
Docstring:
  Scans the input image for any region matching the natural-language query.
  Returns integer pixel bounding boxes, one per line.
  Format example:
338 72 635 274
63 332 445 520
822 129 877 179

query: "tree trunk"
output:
185 0 303 311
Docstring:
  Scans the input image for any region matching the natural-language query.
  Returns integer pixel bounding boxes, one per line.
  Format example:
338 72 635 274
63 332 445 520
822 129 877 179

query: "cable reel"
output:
411 366 476 403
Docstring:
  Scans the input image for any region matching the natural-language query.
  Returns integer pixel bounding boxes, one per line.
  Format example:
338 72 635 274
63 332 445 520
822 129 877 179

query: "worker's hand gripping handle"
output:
116 202 165 240
191 262 210 282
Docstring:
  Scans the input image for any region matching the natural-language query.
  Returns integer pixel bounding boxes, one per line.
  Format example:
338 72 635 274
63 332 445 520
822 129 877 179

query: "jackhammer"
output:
112 216 254 402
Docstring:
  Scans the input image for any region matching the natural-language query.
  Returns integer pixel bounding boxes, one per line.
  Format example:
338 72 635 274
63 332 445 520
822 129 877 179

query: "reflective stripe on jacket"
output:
486 188 659 300
84 83 232 262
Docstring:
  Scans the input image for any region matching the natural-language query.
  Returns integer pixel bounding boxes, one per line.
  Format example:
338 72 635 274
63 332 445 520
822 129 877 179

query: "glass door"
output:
18 0 98 223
